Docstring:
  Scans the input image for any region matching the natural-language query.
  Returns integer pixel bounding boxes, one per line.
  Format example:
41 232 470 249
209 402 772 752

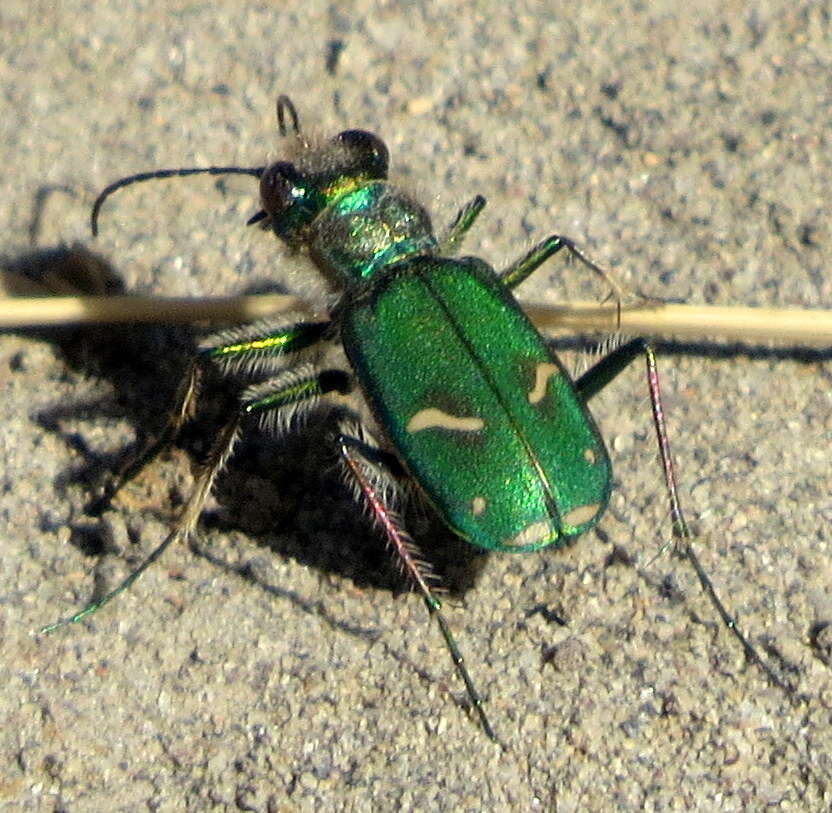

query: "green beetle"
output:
42 96 785 741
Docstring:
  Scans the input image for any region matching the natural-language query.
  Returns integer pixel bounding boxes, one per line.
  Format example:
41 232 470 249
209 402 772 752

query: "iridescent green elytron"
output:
341 257 610 551
41 95 791 742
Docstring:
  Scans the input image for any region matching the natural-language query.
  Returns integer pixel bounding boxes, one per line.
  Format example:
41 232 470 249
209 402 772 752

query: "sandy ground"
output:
2 2 831 810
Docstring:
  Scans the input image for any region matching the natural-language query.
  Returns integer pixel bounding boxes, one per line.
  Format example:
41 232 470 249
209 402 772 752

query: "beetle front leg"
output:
335 417 497 742
439 195 486 255
39 411 244 634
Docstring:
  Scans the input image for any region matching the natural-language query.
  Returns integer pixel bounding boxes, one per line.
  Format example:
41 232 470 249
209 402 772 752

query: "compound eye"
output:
259 161 298 217
335 130 389 178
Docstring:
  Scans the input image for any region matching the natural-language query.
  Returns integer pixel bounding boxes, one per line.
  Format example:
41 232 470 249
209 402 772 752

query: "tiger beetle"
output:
40 95 791 741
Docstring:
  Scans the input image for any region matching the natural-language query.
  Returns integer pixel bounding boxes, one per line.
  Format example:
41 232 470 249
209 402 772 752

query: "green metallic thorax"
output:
310 182 438 283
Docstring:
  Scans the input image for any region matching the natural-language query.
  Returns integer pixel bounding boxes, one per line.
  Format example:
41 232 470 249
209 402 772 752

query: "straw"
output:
2 293 830 344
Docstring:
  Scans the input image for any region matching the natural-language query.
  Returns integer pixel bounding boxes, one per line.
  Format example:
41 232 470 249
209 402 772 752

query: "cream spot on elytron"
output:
471 496 487 516
503 520 553 548
563 502 602 528
406 407 484 433
583 447 597 464
527 362 560 404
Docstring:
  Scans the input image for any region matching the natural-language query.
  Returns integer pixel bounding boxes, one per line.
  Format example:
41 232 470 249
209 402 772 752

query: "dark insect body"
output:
41 96 790 741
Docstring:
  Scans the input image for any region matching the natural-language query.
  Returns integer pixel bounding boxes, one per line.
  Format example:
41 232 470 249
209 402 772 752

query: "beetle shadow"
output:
548 333 832 365
9 243 488 607
202 420 489 595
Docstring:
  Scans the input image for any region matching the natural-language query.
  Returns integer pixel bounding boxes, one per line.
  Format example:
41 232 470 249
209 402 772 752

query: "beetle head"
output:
258 128 390 246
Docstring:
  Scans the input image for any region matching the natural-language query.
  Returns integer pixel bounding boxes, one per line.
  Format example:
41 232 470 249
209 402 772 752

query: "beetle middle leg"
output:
441 196 625 307
336 417 498 742
498 233 626 309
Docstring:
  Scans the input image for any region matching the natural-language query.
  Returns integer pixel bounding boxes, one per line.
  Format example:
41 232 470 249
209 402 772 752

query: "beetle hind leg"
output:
576 338 795 695
336 417 497 742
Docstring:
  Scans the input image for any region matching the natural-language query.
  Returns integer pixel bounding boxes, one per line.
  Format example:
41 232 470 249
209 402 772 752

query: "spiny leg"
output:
39 363 349 635
39 412 242 635
575 338 793 694
439 195 486 255
93 318 331 515
336 418 497 742
203 318 331 378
